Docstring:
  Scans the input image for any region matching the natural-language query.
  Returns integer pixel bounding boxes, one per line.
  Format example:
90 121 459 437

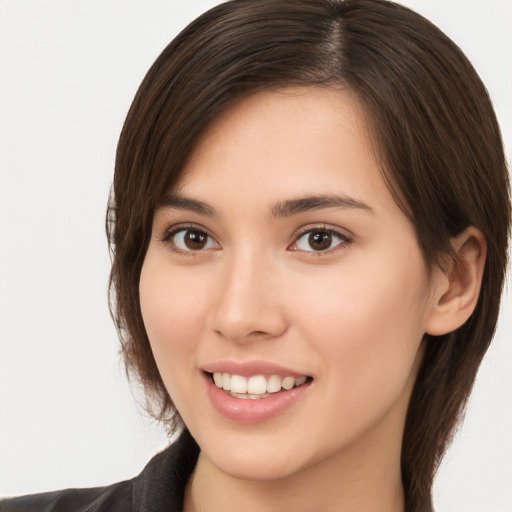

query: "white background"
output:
0 1 510 511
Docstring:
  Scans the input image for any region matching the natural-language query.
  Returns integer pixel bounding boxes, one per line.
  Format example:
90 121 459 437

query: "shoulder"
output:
0 430 199 512
0 481 131 512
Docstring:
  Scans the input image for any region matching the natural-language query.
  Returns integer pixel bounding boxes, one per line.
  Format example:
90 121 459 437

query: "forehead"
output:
173 87 393 215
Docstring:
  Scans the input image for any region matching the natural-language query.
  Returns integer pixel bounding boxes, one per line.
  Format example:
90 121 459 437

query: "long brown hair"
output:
107 1 510 510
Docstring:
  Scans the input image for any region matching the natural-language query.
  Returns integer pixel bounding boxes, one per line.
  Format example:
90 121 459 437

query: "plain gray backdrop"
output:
1 1 511 511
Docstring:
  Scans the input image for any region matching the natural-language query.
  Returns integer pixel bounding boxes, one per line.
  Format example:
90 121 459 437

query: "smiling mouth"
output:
208 372 313 400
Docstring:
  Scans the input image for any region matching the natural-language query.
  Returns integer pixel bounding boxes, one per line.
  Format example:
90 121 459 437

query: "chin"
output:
207 446 307 482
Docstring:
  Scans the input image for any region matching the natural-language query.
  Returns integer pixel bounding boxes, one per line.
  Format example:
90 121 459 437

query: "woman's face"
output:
140 87 440 481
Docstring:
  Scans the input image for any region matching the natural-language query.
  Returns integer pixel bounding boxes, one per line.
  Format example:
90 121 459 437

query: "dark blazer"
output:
0 430 199 512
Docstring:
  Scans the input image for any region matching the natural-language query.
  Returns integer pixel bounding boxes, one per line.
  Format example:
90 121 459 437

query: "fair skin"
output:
139 87 485 512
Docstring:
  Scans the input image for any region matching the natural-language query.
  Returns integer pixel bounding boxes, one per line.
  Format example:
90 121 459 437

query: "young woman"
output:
1 1 510 511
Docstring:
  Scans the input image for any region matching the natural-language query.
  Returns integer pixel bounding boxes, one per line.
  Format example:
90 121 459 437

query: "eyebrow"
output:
159 193 217 217
158 192 373 218
270 194 373 217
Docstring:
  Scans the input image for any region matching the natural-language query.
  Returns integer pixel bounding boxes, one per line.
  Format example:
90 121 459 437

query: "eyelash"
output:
159 223 352 256
159 223 219 256
290 225 352 255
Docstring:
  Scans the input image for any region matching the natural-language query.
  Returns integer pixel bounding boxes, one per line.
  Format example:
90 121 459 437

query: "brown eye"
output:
184 230 208 249
170 228 219 252
308 231 332 251
294 229 347 252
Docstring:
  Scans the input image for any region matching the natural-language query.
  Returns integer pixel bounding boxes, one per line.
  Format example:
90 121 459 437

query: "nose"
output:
207 249 288 343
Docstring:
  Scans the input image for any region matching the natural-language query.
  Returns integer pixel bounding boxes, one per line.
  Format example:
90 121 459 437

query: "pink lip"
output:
201 360 307 378
201 370 312 424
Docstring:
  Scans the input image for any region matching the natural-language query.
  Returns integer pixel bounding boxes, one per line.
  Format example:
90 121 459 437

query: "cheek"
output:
139 253 208 383
140 247 210 333
291 251 429 410
139 254 218 425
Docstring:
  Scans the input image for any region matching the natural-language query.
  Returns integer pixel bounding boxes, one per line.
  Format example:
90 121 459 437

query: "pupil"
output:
185 230 207 250
309 231 332 251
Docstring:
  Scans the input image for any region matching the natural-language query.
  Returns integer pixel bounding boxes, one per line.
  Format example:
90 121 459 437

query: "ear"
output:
425 227 487 336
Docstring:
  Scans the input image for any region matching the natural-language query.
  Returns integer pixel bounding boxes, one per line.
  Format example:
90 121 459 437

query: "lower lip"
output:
203 372 312 424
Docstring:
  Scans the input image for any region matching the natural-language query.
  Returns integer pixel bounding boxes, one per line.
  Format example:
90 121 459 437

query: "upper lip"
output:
201 360 309 378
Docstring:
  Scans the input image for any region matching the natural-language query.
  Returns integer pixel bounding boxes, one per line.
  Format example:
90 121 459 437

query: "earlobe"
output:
425 227 487 336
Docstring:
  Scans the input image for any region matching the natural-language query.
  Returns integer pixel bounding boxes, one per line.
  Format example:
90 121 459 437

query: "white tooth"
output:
230 375 248 394
230 391 248 399
249 393 269 399
247 375 267 394
267 375 282 393
295 376 307 387
282 376 295 390
230 391 269 399
213 372 223 388
222 372 231 391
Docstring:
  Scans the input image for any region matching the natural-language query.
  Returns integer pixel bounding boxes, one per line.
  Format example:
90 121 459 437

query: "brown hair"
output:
107 1 510 510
